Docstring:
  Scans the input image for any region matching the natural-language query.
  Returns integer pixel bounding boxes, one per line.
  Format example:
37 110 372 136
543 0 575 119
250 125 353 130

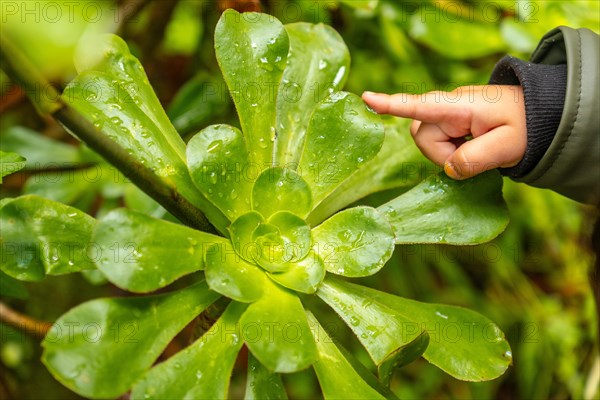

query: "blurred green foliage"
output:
1 0 598 399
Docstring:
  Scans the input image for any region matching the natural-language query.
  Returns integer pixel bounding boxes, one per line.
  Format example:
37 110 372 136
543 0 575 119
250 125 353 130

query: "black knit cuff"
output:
488 56 567 178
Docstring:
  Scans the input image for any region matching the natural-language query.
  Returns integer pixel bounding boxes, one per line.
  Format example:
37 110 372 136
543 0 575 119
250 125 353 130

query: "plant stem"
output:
0 38 61 115
0 35 215 233
116 0 153 34
54 107 214 231
0 302 51 339
140 0 180 63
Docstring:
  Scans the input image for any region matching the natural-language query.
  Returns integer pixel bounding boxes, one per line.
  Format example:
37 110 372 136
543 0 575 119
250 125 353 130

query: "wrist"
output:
488 56 567 179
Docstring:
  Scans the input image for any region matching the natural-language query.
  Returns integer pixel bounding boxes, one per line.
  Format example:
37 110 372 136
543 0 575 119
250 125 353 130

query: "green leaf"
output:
24 164 124 208
377 171 509 245
123 185 166 218
205 241 267 303
0 150 25 183
408 9 507 60
500 19 540 53
379 4 422 62
0 195 96 281
130 301 247 400
42 281 220 399
229 210 312 274
162 1 204 56
252 167 312 218
0 270 29 299
298 92 384 210
245 352 288 400
215 10 289 165
187 124 253 220
0 126 95 168
65 35 229 232
81 269 108 286
267 250 326 294
241 280 318 373
0 198 12 207
229 211 265 263
252 211 312 273
322 279 512 381
308 116 432 224
167 72 231 136
340 0 379 13
312 206 394 277
65 71 182 173
317 277 423 365
267 211 312 262
63 74 187 188
274 22 350 166
93 209 225 292
252 221 292 273
73 34 184 157
377 331 429 387
23 168 94 206
380 296 514 381
307 311 391 400
1 1 115 81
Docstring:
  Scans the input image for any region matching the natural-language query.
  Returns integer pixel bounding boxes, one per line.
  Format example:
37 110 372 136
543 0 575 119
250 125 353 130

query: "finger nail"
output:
444 162 461 179
362 91 376 96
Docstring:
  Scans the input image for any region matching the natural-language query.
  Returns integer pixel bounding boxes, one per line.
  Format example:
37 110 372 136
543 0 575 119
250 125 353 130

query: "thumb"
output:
444 126 524 180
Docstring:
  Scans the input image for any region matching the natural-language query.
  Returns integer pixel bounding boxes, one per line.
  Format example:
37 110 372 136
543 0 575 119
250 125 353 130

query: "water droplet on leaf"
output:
207 140 223 153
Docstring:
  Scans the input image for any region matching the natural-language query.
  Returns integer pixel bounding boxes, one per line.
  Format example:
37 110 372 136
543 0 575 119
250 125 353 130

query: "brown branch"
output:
0 84 25 113
116 0 153 34
0 302 52 339
219 0 262 13
140 0 180 62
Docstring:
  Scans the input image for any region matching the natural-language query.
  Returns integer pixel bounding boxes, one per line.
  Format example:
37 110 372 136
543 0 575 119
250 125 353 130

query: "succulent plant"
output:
0 10 511 399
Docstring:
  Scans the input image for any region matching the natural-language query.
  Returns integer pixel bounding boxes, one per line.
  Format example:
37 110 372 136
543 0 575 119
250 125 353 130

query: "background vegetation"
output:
1 0 598 399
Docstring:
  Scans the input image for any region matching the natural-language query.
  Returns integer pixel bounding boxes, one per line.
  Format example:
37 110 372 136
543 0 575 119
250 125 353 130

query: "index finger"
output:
362 91 459 123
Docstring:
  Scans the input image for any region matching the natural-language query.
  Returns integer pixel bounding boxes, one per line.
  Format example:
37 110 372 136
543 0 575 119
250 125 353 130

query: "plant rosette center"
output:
201 164 396 300
230 210 312 271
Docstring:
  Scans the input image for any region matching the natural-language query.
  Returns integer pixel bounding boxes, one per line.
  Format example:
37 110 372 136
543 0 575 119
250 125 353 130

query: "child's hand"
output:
362 86 527 180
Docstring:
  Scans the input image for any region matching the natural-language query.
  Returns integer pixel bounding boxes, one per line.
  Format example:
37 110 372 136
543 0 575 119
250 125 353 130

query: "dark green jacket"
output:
516 27 599 204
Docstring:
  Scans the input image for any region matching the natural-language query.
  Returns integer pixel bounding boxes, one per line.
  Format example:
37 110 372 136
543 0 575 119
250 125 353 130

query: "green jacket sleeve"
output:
516 26 599 204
